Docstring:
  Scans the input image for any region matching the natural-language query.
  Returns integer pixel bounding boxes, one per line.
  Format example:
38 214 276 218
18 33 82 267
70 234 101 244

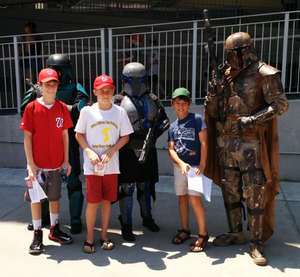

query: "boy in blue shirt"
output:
168 88 208 252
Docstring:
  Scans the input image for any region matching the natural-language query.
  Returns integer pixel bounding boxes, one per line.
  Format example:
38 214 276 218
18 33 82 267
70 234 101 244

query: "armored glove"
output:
237 116 256 133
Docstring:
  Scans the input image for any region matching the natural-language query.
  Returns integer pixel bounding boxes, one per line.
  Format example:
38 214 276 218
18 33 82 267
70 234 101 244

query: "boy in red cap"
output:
20 68 74 255
75 75 133 253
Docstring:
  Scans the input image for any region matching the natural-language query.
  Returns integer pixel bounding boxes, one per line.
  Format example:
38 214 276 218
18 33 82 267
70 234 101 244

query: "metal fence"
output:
0 28 105 113
109 11 300 103
0 10 299 113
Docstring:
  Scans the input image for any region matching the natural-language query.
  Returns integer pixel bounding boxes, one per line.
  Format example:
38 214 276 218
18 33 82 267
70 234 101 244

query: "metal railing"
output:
108 11 300 103
0 28 105 113
0 10 299 113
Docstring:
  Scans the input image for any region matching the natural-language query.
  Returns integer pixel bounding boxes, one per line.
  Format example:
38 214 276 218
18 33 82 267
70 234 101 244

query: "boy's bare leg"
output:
49 200 59 214
100 200 111 241
86 202 99 243
189 195 207 235
178 195 189 230
31 202 41 220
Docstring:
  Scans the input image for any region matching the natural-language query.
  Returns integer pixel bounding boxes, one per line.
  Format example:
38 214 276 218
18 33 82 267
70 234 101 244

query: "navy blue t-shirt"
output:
168 113 206 166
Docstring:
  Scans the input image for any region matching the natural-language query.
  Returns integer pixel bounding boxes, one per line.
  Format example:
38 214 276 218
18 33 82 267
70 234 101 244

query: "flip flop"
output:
82 241 96 254
172 229 191 244
100 239 115 250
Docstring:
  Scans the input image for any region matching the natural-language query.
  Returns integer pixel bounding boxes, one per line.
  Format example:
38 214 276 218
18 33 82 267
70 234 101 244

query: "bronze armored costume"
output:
204 32 288 265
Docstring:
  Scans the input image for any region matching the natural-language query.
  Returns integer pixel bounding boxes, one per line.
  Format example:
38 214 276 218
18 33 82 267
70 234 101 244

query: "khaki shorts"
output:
26 170 62 202
173 164 200 196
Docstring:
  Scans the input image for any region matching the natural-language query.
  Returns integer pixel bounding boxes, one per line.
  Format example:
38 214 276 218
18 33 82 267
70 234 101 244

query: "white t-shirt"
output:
75 103 134 175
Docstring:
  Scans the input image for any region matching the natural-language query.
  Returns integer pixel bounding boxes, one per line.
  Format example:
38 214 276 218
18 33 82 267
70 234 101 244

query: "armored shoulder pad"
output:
258 62 280 76
76 83 89 98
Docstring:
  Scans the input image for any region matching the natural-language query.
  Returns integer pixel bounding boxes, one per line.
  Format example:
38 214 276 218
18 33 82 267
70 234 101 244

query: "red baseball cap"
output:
38 68 59 83
93 75 115 90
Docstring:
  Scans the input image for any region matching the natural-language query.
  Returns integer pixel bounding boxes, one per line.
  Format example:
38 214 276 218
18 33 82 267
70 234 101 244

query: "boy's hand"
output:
85 148 100 166
100 148 115 164
195 164 205 175
180 162 190 175
27 163 39 181
61 162 72 176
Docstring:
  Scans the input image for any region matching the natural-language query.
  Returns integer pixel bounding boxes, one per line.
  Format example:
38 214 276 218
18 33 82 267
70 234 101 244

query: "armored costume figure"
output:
27 54 89 234
48 54 89 234
204 32 288 265
114 62 169 241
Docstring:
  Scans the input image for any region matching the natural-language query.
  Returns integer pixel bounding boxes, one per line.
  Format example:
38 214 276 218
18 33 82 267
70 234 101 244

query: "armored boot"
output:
213 231 247 246
142 216 160 232
137 182 160 232
245 183 266 265
118 215 136 241
213 199 247 246
249 240 267 266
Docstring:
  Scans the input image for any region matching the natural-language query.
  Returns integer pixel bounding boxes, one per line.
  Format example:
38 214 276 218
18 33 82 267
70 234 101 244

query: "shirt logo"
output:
56 117 64 128
101 126 110 143
47 70 54 75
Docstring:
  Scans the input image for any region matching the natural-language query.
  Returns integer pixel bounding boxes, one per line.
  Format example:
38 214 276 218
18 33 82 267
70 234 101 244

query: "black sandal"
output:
190 233 209 252
172 229 191 244
82 241 96 254
100 239 115 250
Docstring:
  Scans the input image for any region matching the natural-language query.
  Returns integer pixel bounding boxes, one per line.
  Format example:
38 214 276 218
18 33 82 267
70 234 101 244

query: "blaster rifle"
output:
203 9 227 123
138 106 162 164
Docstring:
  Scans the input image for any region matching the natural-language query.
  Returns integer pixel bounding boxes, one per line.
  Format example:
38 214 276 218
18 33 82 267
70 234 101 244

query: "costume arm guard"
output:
238 72 288 129
154 100 170 138
75 83 89 112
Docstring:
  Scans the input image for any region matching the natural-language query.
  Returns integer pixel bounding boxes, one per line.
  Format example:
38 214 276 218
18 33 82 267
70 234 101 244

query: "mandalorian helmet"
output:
121 62 148 97
224 32 258 70
46 54 73 85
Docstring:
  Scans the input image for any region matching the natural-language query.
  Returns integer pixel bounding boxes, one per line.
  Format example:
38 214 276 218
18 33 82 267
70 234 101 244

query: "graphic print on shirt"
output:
56 117 64 128
91 121 117 148
173 119 195 155
101 126 110 143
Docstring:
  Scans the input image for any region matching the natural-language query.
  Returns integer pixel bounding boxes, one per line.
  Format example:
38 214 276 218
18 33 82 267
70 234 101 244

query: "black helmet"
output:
46 54 72 84
121 62 148 97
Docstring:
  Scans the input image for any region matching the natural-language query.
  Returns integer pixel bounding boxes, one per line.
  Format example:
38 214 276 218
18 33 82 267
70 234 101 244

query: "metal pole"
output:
191 21 198 104
101 28 106 74
281 12 289 90
108 28 113 78
13 36 21 114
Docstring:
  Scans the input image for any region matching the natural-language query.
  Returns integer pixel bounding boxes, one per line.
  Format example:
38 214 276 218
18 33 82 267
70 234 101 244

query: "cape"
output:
204 110 280 241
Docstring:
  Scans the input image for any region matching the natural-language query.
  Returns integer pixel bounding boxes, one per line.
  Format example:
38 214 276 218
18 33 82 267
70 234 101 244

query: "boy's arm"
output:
168 141 190 175
100 135 129 164
196 128 208 175
61 129 71 176
75 132 101 166
24 130 38 180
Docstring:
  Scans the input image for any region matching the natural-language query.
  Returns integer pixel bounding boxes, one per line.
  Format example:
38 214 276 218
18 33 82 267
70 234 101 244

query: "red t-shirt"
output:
20 99 73 169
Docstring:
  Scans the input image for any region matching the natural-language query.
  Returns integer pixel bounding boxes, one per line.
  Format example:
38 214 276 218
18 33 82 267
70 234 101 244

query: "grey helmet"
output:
121 62 148 97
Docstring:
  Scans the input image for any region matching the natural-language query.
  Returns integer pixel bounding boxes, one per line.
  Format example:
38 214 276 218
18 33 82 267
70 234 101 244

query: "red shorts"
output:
85 174 118 203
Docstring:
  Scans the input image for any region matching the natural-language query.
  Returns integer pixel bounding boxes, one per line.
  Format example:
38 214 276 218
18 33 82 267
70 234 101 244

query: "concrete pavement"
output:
0 168 299 277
